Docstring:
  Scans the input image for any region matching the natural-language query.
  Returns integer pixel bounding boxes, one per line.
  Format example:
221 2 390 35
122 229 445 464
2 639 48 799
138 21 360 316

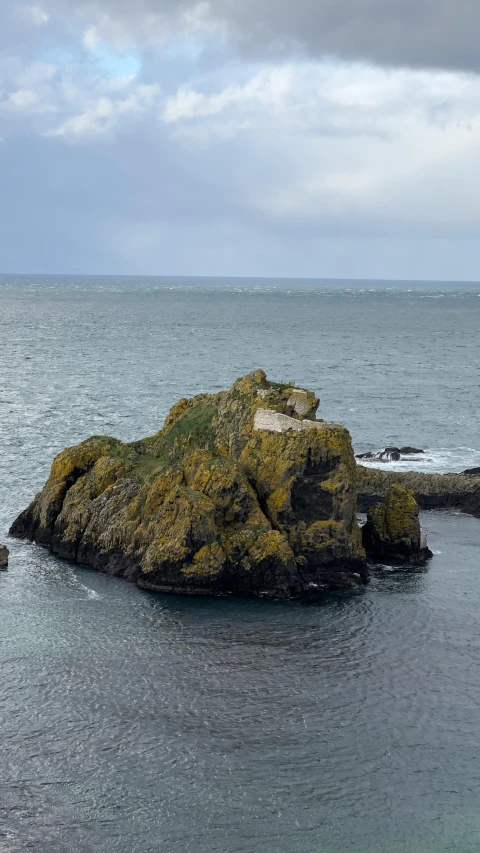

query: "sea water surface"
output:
1 276 480 853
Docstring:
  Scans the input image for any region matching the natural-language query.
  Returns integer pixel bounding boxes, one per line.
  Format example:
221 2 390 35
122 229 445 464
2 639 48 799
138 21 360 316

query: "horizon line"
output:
1 272 480 285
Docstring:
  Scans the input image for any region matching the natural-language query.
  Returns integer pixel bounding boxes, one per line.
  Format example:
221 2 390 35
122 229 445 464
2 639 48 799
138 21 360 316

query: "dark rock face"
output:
0 544 9 569
357 466 480 518
462 467 480 476
10 371 367 599
362 484 433 566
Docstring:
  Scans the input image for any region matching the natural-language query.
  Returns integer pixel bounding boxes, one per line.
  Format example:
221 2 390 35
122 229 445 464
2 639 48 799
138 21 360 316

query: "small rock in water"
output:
361 484 432 567
357 448 401 462
0 544 9 570
357 445 425 462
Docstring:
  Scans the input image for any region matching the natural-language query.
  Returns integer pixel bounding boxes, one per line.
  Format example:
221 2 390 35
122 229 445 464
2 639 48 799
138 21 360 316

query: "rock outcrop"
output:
361 484 432 566
357 466 480 518
357 446 424 462
10 371 367 599
0 544 9 569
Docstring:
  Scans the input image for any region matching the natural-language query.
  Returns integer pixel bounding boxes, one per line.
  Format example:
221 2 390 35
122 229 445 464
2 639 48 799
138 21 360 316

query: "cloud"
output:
6 87 41 109
4 0 480 279
15 4 50 27
156 60 480 240
45 82 160 139
1 65 58 113
38 0 480 73
16 61 57 86
83 25 101 52
0 49 160 138
162 66 293 122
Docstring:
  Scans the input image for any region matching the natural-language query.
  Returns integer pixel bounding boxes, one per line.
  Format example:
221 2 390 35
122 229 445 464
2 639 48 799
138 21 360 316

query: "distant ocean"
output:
1 275 480 853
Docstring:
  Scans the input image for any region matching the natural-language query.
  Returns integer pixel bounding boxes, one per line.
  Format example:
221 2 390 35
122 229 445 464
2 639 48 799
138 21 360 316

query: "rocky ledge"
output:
357 466 480 518
10 371 368 599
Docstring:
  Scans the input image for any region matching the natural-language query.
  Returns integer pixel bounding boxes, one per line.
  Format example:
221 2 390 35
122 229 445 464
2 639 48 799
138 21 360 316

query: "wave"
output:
62 564 102 600
1 274 480 298
78 583 101 600
357 447 480 474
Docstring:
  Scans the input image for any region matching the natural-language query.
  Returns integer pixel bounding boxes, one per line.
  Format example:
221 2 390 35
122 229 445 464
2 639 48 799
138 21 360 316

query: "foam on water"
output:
359 447 480 474
79 583 101 600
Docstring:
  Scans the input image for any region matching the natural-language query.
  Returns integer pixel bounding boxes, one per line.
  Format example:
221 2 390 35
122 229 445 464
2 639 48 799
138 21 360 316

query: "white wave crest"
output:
358 447 480 474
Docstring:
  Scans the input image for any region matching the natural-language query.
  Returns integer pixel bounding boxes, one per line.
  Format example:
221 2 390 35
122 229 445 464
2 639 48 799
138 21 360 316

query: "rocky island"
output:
10 371 439 599
10 371 368 598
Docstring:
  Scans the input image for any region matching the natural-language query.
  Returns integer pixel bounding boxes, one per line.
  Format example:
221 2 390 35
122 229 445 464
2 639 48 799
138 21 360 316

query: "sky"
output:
2 0 480 279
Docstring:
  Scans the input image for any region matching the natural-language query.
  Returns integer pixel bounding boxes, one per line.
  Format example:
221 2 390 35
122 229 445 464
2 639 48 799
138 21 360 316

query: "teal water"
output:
1 276 480 852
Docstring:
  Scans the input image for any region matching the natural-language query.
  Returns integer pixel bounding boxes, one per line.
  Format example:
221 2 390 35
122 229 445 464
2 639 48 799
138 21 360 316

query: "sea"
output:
1 275 479 853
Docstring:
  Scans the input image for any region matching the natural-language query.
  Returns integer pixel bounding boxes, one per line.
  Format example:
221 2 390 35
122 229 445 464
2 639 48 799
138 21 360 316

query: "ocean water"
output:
1 275 480 853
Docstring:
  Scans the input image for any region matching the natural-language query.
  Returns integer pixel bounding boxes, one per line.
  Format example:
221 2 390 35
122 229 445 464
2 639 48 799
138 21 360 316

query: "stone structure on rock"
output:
0 544 9 570
361 483 433 566
10 371 367 599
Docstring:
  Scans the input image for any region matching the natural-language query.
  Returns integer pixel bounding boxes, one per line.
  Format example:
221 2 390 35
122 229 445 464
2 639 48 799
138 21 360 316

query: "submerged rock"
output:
357 449 401 462
0 544 9 569
356 446 424 462
362 484 433 566
10 371 367 599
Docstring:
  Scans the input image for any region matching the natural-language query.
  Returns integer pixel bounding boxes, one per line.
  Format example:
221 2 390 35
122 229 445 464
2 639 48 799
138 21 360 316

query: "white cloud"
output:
162 66 294 122
0 45 160 138
2 85 58 114
45 83 160 140
6 88 40 109
181 1 226 36
0 62 58 115
16 4 49 27
16 62 57 86
46 95 114 137
83 25 101 53
5 0 480 246
157 60 480 236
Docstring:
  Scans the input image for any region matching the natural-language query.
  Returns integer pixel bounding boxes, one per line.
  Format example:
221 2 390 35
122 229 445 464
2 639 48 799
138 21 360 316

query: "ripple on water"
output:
2 281 480 852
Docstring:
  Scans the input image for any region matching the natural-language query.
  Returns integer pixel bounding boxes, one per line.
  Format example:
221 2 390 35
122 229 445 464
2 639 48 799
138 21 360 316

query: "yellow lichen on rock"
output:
49 437 121 483
10 370 368 598
239 419 366 584
362 483 432 566
182 542 226 579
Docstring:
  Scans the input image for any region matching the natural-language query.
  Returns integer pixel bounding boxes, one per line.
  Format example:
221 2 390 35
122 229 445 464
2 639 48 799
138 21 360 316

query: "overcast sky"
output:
2 0 480 279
